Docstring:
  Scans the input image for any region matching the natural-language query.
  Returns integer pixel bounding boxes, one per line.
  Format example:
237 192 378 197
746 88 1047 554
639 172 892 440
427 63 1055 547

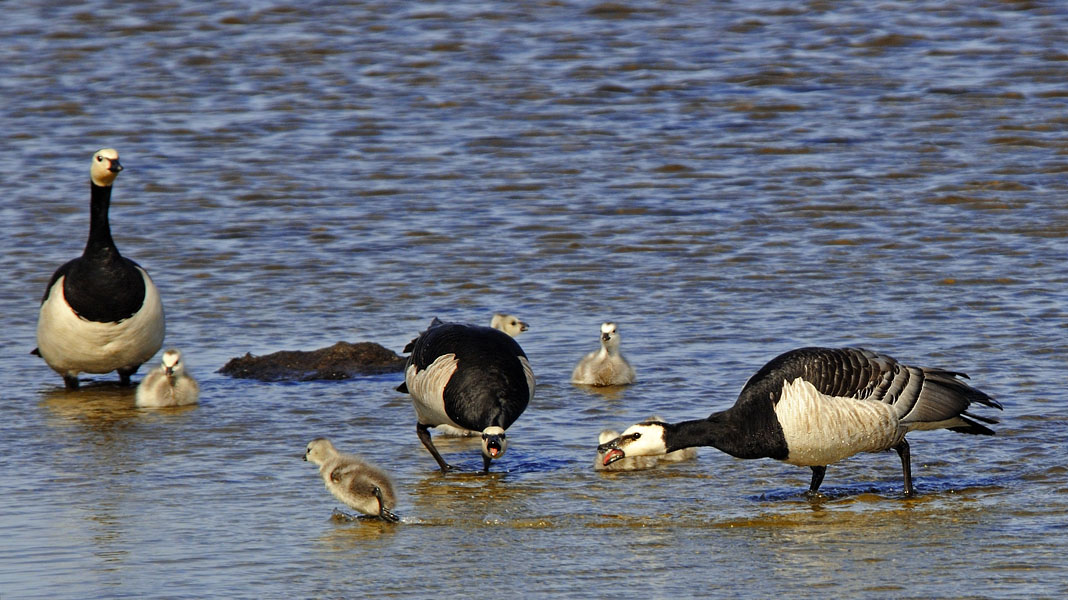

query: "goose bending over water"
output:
135 349 199 407
599 347 1002 496
400 318 534 472
490 313 529 338
571 322 635 386
303 438 399 522
35 149 165 389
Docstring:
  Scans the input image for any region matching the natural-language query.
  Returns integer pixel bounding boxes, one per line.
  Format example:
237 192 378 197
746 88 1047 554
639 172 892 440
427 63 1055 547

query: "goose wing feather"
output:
740 347 1000 433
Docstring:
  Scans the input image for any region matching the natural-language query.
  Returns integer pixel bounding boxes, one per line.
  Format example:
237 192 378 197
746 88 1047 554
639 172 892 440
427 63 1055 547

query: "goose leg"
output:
417 423 456 473
807 465 827 495
117 365 140 386
894 439 915 496
63 374 80 390
482 454 492 473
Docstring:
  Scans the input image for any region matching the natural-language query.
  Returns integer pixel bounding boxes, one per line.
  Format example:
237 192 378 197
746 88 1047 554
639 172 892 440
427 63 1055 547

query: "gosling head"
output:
480 426 508 472
600 322 621 350
160 349 184 379
90 148 123 187
596 420 668 467
303 437 337 465
491 313 529 338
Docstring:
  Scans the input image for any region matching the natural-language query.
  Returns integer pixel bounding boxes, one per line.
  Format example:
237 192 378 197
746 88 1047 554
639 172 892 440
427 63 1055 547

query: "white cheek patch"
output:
406 354 460 427
774 378 903 467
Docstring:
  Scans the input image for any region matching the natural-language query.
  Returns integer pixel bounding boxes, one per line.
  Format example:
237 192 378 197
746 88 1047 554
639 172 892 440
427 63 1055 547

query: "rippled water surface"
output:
3 1 1068 598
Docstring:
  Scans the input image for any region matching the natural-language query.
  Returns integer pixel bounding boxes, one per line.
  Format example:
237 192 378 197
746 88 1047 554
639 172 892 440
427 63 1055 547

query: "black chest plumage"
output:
49 252 147 323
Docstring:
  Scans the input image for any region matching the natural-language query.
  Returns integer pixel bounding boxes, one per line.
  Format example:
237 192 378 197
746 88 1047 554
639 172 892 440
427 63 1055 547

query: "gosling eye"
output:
96 155 104 162
628 432 641 441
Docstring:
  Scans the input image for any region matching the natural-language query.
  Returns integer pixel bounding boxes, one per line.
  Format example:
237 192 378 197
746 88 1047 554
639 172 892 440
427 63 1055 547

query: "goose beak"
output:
597 435 626 466
486 437 503 458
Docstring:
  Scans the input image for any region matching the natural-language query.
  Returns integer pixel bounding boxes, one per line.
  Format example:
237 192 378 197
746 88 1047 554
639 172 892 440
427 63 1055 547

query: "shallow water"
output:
3 0 1068 598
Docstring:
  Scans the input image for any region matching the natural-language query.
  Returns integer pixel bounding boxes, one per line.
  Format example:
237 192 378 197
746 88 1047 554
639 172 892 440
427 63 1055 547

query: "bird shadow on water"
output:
39 382 196 426
750 475 1008 507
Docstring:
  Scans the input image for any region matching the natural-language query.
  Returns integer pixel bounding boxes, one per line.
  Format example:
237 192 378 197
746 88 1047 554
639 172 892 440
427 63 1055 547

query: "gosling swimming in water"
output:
135 349 199 407
303 438 399 522
571 322 636 386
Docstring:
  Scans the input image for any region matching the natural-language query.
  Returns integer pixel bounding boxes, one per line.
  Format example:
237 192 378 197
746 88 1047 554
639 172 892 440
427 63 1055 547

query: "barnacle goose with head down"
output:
599 347 1001 496
399 318 534 472
35 149 165 389
571 322 635 386
304 438 399 522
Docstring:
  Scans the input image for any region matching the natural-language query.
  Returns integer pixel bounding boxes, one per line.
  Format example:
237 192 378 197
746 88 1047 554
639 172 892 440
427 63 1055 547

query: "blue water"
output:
3 1 1068 598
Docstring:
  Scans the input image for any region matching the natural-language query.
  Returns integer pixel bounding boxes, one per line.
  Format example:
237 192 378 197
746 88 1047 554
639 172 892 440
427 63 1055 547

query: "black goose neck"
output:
85 181 118 257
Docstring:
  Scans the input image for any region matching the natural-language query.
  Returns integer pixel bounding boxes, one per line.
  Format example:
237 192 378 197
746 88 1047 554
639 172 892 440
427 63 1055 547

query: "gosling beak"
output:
601 333 611 342
164 366 174 377
109 159 123 173
519 321 529 332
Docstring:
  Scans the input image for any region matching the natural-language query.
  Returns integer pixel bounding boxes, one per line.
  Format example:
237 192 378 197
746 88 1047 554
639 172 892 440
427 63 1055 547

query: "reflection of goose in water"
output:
303 438 399 522
598 347 1001 496
571 322 635 387
34 149 165 390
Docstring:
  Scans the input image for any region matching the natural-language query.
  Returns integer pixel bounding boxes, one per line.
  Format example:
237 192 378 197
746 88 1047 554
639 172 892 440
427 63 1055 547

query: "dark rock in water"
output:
218 341 406 381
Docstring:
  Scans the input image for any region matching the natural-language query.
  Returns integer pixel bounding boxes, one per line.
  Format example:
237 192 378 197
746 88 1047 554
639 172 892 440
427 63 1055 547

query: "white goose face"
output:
303 438 336 465
90 148 123 187
481 426 508 460
597 422 668 466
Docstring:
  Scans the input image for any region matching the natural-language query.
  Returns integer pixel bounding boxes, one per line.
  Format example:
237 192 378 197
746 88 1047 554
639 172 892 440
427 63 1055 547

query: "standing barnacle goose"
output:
571 322 636 386
399 318 535 473
599 347 1002 496
34 149 165 389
